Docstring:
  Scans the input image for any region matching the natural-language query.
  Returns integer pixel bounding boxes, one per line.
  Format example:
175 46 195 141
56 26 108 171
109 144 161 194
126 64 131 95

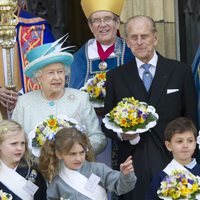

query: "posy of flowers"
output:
81 72 106 102
108 97 158 132
32 115 76 147
157 170 200 200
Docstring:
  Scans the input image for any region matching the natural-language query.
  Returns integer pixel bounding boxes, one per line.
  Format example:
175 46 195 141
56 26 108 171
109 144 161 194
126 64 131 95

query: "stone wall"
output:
119 0 177 59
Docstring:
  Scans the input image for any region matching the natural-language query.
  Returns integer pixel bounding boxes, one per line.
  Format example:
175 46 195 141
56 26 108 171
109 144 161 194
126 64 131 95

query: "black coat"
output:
102 53 198 200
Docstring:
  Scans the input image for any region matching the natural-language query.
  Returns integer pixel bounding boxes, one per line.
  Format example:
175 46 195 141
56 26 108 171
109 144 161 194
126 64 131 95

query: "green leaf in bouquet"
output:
32 137 40 148
90 96 104 102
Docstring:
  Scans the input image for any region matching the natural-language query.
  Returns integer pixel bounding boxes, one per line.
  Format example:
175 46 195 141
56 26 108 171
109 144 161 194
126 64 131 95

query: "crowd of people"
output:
0 0 200 199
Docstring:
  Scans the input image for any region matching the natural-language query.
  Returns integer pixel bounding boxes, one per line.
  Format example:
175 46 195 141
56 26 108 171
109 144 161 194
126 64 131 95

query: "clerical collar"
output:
96 40 115 61
88 38 115 59
96 41 115 71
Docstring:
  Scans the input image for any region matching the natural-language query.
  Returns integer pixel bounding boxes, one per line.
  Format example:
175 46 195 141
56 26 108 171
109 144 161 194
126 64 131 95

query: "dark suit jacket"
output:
102 53 198 200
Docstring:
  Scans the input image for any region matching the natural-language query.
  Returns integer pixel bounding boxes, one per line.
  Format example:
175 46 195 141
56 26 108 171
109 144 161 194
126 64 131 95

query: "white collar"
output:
185 158 197 169
136 51 158 69
164 159 196 176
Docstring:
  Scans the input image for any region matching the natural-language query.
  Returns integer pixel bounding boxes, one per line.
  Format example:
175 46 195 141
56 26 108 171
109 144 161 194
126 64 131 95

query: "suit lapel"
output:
149 55 175 106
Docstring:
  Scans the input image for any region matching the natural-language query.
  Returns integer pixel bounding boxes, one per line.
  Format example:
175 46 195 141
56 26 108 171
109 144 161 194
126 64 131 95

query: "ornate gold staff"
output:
0 0 18 90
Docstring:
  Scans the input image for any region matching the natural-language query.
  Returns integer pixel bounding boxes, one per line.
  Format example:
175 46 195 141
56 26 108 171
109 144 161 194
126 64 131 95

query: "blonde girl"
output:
0 120 47 200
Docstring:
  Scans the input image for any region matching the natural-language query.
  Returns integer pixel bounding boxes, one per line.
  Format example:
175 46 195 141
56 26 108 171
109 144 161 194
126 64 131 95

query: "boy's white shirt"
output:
0 160 38 200
59 164 107 200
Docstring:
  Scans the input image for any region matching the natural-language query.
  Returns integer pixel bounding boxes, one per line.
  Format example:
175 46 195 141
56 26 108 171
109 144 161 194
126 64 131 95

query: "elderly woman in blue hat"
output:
11 37 106 155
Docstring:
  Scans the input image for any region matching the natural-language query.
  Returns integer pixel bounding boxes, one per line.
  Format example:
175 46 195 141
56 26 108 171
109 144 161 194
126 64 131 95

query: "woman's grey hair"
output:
31 69 43 83
31 63 68 83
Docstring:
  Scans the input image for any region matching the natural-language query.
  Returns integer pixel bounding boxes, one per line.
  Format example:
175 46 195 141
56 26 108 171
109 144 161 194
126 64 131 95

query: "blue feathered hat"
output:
24 34 74 78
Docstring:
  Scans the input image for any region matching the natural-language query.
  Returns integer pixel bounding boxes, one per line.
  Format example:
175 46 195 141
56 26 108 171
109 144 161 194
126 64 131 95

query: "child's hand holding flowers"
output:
121 132 139 141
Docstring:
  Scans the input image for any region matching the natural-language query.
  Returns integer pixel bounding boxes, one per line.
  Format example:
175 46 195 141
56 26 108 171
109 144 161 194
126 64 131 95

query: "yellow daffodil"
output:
81 72 106 101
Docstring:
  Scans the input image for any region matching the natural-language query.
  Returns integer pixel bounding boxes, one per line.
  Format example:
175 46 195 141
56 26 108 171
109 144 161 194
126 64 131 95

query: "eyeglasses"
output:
90 17 116 25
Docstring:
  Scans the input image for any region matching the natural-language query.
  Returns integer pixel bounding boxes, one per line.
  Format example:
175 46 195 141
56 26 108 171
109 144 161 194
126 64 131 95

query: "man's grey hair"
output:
125 15 157 37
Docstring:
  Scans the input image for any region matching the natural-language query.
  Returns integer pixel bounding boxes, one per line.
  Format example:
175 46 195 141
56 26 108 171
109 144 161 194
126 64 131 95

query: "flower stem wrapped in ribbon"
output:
0 190 12 200
102 97 159 135
157 170 200 200
28 115 83 157
80 72 106 107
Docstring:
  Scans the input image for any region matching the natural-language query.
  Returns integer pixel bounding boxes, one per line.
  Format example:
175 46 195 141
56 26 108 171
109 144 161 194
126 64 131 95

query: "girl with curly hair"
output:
39 127 137 200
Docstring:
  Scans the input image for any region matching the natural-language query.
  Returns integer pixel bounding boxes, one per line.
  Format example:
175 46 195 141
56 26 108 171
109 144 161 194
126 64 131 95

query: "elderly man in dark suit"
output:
102 15 198 200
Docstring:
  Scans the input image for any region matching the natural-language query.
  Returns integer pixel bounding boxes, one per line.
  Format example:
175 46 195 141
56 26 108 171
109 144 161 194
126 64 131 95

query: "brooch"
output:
28 169 37 183
98 61 108 70
67 94 76 101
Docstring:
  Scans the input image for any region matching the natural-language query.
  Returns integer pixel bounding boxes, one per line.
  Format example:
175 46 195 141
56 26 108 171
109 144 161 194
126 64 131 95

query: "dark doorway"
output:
178 0 200 65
